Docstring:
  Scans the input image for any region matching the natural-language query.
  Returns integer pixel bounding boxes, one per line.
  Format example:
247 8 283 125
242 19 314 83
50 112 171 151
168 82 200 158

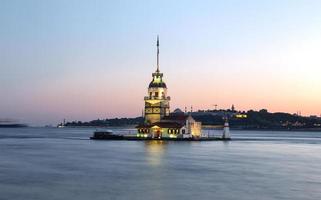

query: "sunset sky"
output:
1 0 321 125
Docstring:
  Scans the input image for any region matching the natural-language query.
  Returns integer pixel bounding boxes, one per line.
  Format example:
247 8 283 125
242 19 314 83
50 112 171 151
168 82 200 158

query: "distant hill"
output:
63 117 144 127
193 109 321 131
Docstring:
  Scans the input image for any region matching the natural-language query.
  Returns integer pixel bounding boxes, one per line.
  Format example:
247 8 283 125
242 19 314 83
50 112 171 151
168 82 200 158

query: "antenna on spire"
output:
156 35 159 72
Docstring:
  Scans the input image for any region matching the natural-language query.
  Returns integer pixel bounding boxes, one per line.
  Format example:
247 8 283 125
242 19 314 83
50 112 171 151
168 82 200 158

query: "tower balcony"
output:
144 96 170 100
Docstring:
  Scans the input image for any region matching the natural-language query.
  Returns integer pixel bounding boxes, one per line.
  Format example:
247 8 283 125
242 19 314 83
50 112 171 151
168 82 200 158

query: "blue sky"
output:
1 0 321 125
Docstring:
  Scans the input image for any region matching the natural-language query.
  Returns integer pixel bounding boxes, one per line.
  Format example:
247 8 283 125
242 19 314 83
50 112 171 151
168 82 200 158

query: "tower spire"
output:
156 35 159 72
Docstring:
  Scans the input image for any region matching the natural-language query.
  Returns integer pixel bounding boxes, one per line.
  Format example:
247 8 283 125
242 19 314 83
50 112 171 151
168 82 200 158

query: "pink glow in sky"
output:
1 0 321 125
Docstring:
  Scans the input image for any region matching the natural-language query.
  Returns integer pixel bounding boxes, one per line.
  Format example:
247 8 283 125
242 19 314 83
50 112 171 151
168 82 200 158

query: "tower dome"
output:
149 81 167 88
149 72 167 88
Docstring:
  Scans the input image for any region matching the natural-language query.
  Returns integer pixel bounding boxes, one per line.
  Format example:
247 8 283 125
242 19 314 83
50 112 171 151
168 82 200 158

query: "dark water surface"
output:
0 128 320 200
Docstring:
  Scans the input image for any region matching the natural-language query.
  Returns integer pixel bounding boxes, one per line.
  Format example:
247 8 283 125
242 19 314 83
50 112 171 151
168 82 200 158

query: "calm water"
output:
0 128 320 200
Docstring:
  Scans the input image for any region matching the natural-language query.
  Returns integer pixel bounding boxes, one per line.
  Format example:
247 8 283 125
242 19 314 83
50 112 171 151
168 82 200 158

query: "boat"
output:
91 130 124 140
0 119 27 128
0 123 27 128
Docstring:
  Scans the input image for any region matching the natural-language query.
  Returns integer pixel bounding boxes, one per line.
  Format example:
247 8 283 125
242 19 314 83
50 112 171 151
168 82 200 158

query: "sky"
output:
1 0 321 126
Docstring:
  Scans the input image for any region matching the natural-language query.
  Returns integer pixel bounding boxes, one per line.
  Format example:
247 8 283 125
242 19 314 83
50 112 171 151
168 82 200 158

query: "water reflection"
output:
144 140 166 167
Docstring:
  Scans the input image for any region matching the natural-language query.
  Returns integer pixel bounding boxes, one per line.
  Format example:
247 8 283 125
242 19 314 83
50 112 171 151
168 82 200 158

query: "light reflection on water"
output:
0 127 320 200
145 140 166 167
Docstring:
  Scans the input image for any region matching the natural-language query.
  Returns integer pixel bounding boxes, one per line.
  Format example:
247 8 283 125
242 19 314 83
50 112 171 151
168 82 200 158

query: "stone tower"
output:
144 36 170 124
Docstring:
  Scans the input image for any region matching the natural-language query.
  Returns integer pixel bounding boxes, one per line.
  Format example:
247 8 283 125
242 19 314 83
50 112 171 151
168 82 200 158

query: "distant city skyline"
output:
1 0 321 125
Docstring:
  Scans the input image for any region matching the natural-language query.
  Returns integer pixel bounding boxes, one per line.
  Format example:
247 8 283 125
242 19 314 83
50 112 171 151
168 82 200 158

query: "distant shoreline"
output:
57 109 321 132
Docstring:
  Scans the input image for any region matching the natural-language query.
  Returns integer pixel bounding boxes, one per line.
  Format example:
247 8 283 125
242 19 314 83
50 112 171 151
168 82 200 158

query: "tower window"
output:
155 92 159 97
150 92 152 98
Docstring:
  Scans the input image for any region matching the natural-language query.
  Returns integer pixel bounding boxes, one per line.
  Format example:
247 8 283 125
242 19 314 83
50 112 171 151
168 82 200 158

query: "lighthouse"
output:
222 118 231 139
143 36 170 124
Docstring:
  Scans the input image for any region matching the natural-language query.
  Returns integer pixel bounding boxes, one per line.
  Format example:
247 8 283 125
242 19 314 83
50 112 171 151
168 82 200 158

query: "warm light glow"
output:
169 134 177 138
235 114 247 118
145 141 166 166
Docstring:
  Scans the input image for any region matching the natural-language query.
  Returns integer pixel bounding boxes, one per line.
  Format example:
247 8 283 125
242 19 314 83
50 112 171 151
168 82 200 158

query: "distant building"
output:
192 109 247 119
136 37 201 139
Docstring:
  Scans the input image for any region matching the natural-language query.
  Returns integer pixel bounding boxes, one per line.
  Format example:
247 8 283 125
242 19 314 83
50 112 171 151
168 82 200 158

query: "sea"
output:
0 127 320 200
